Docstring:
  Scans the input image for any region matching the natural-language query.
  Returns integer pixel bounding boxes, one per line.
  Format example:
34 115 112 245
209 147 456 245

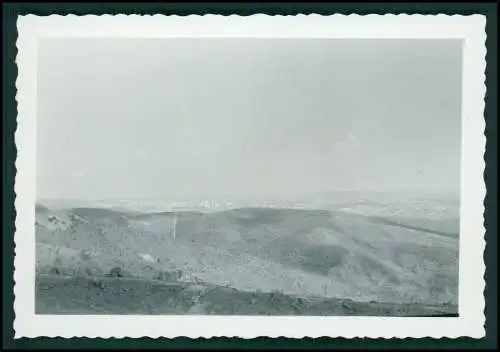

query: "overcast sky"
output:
36 38 462 200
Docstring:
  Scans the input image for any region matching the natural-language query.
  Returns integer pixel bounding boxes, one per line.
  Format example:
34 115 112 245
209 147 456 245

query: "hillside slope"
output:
35 204 459 308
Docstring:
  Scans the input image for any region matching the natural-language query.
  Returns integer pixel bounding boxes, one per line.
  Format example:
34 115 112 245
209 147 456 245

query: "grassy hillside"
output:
35 203 459 314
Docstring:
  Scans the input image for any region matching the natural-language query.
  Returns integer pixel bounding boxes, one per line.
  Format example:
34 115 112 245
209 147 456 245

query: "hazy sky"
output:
37 38 462 200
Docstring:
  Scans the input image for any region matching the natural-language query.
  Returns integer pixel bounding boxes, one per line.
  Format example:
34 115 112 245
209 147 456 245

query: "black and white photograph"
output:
14 15 486 338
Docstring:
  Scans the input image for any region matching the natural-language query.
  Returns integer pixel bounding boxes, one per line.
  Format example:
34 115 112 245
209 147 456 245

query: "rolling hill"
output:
35 203 459 314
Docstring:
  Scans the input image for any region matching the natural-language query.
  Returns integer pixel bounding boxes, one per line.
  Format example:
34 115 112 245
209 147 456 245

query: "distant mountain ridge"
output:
37 190 460 220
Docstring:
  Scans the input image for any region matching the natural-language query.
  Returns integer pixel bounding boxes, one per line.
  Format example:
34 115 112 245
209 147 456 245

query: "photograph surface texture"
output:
14 14 486 338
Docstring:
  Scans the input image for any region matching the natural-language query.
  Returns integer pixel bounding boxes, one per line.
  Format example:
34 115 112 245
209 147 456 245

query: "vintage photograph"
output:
34 37 461 316
14 15 486 338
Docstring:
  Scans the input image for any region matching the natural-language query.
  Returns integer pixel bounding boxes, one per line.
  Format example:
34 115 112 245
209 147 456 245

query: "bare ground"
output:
36 274 458 316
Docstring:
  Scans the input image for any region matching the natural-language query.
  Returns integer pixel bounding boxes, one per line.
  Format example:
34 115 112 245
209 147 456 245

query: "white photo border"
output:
14 14 486 339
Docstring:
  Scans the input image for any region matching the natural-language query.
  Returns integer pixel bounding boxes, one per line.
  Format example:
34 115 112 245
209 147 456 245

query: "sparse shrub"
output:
49 267 60 275
293 297 305 306
268 289 284 302
341 301 354 313
80 250 92 261
156 271 166 281
108 266 124 277
92 278 107 289
53 256 62 266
